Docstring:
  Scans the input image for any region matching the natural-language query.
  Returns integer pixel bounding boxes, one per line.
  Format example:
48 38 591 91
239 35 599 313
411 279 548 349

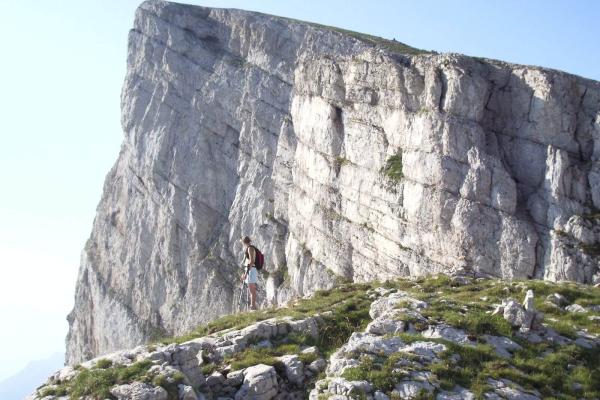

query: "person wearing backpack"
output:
241 236 264 310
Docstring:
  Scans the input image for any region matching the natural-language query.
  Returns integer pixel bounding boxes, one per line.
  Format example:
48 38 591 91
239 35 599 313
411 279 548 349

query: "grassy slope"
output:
39 276 600 400
344 276 600 399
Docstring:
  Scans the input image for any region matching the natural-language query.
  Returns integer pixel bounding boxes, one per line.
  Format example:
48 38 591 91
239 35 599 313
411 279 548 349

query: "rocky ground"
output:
32 274 600 399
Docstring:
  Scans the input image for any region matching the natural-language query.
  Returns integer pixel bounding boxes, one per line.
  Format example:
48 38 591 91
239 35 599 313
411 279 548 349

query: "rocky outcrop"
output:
66 0 600 364
37 276 600 399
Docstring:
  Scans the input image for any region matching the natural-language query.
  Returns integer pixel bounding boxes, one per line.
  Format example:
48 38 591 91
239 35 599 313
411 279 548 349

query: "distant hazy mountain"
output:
0 352 64 400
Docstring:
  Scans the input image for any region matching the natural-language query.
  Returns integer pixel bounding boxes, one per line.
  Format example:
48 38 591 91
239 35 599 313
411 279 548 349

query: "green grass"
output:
41 359 190 400
152 371 186 400
219 286 373 372
151 282 374 391
398 274 600 338
39 275 600 400
95 358 113 369
381 276 600 399
42 360 154 400
156 283 374 346
342 354 407 393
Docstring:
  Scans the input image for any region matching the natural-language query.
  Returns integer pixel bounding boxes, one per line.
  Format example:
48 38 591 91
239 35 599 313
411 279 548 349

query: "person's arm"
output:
248 246 256 267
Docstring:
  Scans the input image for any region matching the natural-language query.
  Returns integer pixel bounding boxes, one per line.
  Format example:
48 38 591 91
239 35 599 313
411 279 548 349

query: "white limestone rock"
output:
343 332 405 356
110 382 168 400
277 354 304 385
501 298 534 332
236 364 278 400
307 358 327 373
65 0 600 364
365 317 407 335
421 324 475 345
565 303 587 313
225 370 245 387
485 378 540 400
482 335 522 358
392 380 434 399
327 378 373 396
178 385 198 400
523 290 535 312
546 293 568 307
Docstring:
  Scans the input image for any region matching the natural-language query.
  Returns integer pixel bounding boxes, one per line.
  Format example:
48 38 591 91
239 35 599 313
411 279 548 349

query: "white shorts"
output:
245 267 258 284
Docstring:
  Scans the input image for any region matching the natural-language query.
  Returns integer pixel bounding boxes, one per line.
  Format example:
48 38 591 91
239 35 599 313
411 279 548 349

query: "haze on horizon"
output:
0 0 598 392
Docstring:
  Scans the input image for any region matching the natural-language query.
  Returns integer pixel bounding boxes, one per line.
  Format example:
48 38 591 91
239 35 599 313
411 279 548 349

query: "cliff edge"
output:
66 0 600 365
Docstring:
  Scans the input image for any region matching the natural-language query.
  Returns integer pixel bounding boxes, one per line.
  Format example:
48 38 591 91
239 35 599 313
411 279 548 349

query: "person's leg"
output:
249 283 257 310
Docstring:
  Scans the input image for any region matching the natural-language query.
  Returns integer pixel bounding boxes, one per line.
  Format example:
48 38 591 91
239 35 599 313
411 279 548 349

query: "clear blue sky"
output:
0 0 598 387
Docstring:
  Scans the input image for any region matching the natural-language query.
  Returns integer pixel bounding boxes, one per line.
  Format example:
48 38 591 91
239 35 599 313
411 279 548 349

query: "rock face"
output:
66 0 600 364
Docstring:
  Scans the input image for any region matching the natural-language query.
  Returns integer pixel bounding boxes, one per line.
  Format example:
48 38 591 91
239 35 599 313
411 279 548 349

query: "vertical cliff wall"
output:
66 0 600 364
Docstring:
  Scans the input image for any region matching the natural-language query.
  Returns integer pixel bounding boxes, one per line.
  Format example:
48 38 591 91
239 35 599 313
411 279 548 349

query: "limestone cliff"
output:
66 0 600 364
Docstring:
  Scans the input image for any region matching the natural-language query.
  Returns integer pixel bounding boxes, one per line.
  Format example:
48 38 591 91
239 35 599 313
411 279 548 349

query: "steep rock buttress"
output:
66 0 600 364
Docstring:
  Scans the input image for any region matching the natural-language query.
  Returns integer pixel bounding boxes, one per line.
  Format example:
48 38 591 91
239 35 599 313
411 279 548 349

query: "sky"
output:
0 0 598 387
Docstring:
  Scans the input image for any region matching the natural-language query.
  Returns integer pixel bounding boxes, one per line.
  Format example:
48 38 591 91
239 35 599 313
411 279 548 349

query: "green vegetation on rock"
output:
40 360 154 400
38 275 600 400
381 151 403 183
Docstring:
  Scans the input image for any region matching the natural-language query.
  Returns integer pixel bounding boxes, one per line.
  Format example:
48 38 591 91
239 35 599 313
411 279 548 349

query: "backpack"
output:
247 245 265 270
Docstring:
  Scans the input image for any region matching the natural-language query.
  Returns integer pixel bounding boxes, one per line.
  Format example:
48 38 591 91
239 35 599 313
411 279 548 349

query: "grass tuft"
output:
381 151 403 183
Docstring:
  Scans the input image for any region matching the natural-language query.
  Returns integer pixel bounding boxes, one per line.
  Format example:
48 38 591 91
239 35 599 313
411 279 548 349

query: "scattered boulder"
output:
225 370 245 387
392 380 434 399
523 290 535 311
486 378 540 400
277 355 304 385
436 386 475 399
365 316 406 335
300 346 318 355
327 377 372 397
343 332 405 355
206 371 226 387
373 390 390 400
110 382 168 400
421 324 475 345
546 293 568 307
178 385 199 400
400 341 446 360
369 292 428 319
307 358 326 373
235 364 278 400
493 290 544 333
255 340 273 349
565 304 586 313
499 298 534 332
483 335 522 358
574 337 594 349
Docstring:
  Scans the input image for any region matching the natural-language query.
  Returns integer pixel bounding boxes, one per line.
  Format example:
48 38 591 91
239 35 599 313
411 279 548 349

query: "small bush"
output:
95 358 113 369
381 151 403 182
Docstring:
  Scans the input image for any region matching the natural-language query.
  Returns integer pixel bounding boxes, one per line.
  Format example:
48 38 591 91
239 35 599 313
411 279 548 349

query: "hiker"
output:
241 236 258 310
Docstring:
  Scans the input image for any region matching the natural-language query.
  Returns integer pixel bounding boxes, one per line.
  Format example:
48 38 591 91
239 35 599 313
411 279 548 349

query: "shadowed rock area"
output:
66 0 600 365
